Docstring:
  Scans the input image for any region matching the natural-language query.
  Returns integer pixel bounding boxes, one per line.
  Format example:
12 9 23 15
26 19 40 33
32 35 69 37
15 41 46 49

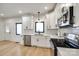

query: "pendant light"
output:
37 12 40 21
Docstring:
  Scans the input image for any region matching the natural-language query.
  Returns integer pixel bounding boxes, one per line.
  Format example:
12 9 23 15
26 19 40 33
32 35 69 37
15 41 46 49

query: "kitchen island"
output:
57 47 79 56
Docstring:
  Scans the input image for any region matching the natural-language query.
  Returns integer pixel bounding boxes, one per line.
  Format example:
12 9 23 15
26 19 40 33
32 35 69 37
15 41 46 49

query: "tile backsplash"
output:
58 28 72 37
46 29 58 35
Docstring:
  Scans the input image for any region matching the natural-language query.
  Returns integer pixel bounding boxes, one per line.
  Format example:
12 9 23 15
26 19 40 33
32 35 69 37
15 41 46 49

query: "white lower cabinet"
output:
31 35 51 48
57 51 61 56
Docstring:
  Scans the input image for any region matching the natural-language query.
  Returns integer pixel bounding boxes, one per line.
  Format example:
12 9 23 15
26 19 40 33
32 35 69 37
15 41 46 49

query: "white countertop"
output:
21 34 64 39
50 35 64 39
57 47 79 56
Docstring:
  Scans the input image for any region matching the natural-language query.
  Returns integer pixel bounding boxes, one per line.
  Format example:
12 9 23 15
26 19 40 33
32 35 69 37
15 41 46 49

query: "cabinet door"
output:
47 12 57 29
73 5 79 26
22 16 33 30
36 36 45 47
57 50 61 56
31 36 38 46
37 36 51 48
50 12 56 29
31 35 51 48
43 36 50 48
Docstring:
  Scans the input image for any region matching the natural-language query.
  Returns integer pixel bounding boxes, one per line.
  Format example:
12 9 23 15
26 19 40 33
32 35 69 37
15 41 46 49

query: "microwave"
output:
57 6 74 28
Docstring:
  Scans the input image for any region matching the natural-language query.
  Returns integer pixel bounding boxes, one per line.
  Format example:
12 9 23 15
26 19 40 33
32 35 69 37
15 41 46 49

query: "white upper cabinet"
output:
46 4 62 29
73 4 79 27
50 12 56 29
22 16 33 29
47 11 58 29
22 16 34 34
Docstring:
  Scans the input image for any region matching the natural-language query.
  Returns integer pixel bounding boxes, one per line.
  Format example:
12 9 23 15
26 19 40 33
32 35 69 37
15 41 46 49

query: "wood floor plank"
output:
0 40 53 56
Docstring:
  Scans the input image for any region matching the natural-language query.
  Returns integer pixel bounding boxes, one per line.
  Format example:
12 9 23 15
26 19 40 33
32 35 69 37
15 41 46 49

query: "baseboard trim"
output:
24 45 31 47
31 45 51 49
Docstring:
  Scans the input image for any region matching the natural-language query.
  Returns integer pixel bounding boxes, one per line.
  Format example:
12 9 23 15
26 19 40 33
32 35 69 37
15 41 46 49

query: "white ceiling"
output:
0 3 56 18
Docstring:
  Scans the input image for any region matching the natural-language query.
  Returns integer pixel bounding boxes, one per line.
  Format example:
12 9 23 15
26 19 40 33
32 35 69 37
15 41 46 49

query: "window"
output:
35 22 44 33
16 23 22 35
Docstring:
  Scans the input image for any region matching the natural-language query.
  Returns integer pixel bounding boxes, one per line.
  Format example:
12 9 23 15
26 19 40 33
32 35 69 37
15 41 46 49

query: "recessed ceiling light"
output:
44 6 48 10
0 13 4 16
18 10 22 14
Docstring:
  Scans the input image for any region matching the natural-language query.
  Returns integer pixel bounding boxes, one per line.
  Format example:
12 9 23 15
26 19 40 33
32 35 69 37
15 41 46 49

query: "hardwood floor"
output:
0 40 53 56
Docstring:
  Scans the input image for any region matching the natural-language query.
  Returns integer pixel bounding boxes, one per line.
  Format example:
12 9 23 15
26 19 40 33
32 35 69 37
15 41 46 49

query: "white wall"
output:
0 19 5 41
4 17 23 44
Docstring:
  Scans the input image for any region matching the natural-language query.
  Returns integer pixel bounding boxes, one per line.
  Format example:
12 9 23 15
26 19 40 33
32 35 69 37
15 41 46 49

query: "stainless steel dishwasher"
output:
23 35 31 46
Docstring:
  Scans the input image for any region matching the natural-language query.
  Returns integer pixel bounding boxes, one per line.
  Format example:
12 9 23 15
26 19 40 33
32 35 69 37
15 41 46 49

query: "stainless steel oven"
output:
50 33 79 56
65 33 79 48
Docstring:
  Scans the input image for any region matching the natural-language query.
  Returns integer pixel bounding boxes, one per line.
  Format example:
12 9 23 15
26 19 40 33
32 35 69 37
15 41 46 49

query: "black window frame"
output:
35 22 44 33
16 23 22 35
